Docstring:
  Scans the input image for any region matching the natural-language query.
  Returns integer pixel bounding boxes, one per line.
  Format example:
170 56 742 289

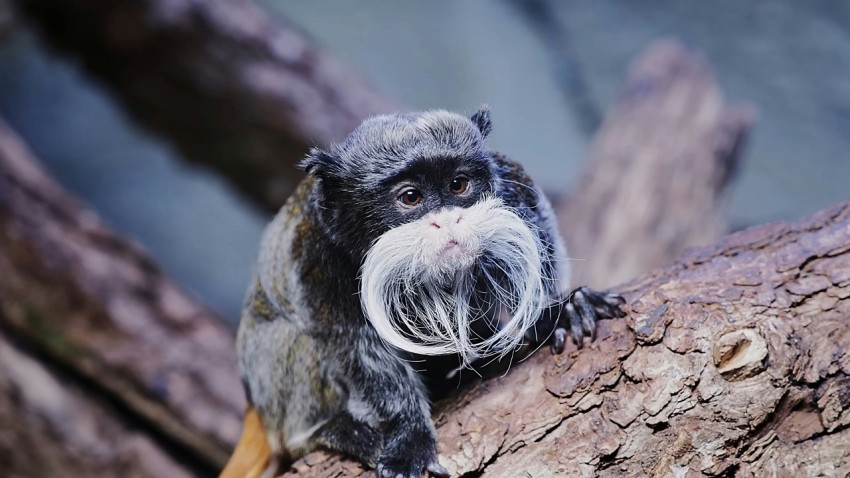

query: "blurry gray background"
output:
1 0 848 323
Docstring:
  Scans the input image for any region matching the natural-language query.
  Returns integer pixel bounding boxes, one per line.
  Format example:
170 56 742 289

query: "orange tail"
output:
220 406 272 478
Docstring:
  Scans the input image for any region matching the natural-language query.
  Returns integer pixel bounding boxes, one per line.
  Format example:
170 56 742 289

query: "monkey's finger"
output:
550 327 567 354
427 461 450 478
565 303 584 348
573 289 598 341
583 288 627 318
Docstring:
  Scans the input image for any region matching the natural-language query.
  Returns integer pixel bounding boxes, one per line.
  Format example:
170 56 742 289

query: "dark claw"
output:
377 434 443 478
582 287 626 318
573 289 598 341
535 287 625 352
427 462 450 477
565 302 584 348
551 327 567 354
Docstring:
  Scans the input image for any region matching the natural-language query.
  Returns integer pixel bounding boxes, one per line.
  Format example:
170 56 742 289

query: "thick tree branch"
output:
15 0 395 210
286 200 850 477
0 117 244 473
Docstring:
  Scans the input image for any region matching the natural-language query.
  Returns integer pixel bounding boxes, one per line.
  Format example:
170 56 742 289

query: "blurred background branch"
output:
16 0 395 211
0 117 243 475
559 40 753 288
505 0 602 136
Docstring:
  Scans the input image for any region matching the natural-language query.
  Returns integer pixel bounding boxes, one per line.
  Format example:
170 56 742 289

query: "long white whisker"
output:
359 196 549 362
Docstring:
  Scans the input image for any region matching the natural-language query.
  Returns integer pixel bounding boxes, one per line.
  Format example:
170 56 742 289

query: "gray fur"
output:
313 109 488 176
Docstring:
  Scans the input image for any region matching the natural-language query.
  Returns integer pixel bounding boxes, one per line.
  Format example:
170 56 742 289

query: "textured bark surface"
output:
559 40 753 289
16 0 395 210
284 201 850 477
0 118 244 474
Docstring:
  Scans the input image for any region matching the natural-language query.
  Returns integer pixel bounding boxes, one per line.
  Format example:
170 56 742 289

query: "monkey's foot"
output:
376 454 449 478
549 286 626 354
376 434 449 478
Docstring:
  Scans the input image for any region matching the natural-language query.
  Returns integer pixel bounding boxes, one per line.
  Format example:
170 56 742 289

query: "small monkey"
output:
225 108 624 478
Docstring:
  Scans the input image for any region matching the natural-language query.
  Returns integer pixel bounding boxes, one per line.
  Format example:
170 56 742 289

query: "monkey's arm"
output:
491 152 626 350
346 329 449 478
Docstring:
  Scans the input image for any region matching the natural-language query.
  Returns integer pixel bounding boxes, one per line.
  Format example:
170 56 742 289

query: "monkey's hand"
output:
376 421 448 478
539 286 626 354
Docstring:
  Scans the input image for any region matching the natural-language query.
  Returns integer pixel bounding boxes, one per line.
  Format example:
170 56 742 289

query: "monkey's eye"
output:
449 176 470 195
398 188 424 207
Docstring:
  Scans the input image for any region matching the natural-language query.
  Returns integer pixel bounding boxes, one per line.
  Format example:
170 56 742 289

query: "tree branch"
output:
0 117 244 473
559 40 753 288
16 0 396 210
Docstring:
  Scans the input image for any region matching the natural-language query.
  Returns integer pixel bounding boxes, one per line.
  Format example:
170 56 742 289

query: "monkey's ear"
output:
300 148 337 177
470 106 492 138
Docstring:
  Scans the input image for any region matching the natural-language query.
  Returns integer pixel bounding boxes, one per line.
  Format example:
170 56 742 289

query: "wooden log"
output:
16 0 395 210
558 40 754 288
284 200 850 477
0 117 244 473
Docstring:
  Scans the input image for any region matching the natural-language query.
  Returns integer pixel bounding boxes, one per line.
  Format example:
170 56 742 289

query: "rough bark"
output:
558 40 753 289
15 0 395 210
285 201 850 477
0 117 244 474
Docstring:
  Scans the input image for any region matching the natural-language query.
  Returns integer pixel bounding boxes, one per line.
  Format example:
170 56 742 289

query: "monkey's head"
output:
302 108 548 363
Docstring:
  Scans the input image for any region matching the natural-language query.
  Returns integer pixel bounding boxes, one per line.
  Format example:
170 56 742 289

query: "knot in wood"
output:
713 329 768 381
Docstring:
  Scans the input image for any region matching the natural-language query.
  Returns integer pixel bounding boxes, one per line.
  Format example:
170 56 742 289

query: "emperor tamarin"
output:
232 107 625 478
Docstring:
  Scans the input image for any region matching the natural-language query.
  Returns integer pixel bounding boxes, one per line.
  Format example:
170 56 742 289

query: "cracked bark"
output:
284 199 850 477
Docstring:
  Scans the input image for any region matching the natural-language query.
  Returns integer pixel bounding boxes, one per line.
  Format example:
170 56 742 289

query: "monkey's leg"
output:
312 411 383 467
376 414 449 478
532 287 626 354
350 333 449 478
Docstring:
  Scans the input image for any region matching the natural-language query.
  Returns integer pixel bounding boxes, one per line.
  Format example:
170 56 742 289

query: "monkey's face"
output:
362 153 496 271
303 109 548 362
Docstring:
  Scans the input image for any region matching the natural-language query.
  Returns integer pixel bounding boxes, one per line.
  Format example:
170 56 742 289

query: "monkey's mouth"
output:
439 239 464 257
432 237 481 271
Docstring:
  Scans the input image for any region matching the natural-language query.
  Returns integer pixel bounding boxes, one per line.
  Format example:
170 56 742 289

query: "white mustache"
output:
359 196 549 363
